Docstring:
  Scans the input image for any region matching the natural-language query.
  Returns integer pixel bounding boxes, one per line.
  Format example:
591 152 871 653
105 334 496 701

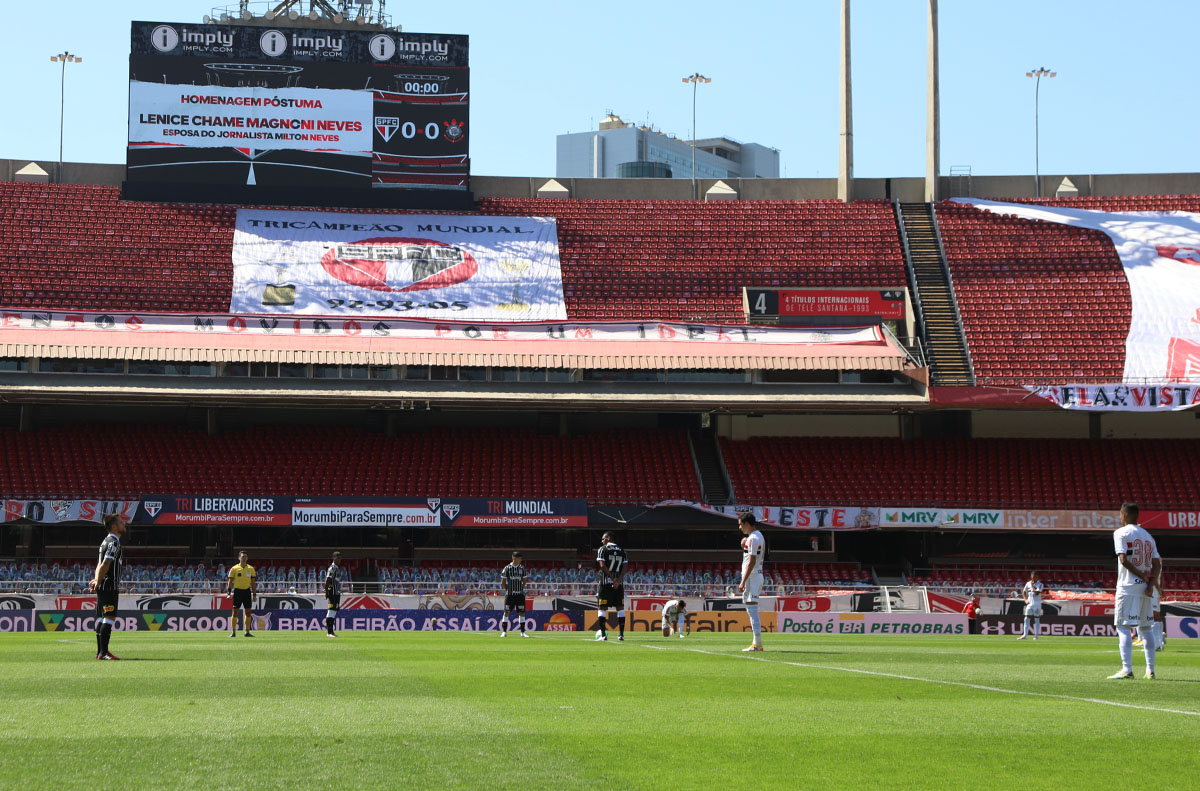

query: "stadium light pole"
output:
50 52 82 184
1025 67 1055 198
682 73 711 200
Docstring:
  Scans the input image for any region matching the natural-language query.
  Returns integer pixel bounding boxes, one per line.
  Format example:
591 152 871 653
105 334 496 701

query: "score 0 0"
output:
394 121 443 140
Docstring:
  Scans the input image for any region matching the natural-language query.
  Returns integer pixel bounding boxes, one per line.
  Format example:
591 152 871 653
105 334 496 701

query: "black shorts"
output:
326 594 341 611
231 588 253 609
503 594 526 611
96 589 118 619
598 584 624 610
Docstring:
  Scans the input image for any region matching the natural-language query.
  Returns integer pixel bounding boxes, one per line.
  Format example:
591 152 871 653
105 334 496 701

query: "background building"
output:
557 113 780 179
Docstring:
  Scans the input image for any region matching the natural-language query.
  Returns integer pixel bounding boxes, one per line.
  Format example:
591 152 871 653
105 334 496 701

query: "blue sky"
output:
2 0 1197 178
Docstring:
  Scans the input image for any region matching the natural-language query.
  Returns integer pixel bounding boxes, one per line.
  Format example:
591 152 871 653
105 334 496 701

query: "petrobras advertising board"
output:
231 209 565 321
776 613 968 636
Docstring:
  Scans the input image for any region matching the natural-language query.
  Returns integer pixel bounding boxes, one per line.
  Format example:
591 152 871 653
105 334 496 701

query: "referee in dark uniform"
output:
499 552 529 637
88 513 126 660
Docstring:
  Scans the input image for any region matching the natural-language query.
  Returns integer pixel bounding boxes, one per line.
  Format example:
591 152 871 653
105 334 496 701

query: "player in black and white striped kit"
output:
499 552 529 637
324 551 343 638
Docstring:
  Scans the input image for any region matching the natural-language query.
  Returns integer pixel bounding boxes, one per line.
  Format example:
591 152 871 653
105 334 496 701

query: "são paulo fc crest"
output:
50 500 72 521
144 501 163 518
375 116 400 142
427 498 441 512
320 237 478 293
443 503 460 520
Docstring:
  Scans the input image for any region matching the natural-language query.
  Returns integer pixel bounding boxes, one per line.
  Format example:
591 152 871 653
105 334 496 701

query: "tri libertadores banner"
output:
231 209 566 321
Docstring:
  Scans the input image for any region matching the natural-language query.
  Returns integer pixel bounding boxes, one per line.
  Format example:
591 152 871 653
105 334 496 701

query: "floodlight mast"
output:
207 1 396 30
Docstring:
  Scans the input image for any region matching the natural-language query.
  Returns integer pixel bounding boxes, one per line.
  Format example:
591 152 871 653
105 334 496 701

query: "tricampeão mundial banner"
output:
128 21 468 190
231 209 565 320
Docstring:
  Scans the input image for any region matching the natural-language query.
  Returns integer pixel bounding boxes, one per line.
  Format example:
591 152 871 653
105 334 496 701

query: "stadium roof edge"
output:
8 160 1200 201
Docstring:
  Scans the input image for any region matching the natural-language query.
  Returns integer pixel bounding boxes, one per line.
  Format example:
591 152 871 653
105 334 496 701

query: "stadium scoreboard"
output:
127 21 469 191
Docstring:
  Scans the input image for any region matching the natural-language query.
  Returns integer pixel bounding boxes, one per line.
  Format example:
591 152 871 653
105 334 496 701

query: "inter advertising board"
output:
128 22 468 190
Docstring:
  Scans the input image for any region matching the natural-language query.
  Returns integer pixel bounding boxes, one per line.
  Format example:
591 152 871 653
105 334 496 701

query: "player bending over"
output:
661 598 688 638
500 552 530 637
593 532 628 642
1108 503 1161 680
738 513 765 652
324 551 344 638
1017 571 1043 641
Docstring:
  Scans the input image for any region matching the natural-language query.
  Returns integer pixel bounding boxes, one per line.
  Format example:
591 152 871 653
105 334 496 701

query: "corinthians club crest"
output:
443 118 465 143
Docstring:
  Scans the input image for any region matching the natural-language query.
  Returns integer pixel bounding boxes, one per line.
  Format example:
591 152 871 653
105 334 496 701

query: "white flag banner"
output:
232 209 567 321
953 199 1200 383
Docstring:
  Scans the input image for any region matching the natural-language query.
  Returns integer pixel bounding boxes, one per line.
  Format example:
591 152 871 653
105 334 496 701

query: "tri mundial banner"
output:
127 21 468 190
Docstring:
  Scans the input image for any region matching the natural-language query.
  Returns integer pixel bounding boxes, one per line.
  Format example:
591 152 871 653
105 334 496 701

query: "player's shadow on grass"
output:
112 657 184 661
757 649 846 656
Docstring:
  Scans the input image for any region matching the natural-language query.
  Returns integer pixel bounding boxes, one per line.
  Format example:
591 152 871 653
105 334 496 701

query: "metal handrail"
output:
928 203 977 385
892 199 931 360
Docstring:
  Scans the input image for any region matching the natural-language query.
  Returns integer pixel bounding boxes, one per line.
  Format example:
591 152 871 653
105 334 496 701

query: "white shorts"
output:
1024 602 1043 618
1114 585 1153 628
742 574 763 605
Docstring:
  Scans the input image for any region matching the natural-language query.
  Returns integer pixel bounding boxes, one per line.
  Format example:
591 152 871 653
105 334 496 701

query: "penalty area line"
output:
646 645 1200 718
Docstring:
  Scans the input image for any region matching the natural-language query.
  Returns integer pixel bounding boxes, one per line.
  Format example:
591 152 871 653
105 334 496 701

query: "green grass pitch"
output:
1 631 1197 790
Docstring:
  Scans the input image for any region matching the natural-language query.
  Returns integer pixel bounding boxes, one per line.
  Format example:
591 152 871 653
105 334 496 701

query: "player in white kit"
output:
661 598 688 637
737 512 765 652
1108 503 1161 680
1017 571 1044 640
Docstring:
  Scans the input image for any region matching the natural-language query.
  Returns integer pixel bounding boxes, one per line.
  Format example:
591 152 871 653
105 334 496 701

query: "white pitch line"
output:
647 645 1200 718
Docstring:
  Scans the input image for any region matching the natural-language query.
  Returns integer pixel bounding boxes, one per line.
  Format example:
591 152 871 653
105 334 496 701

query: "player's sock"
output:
100 621 113 655
500 612 508 634
594 613 606 634
1022 617 1030 637
1153 621 1164 649
1117 625 1134 674
244 611 252 634
1033 618 1041 638
95 621 103 656
747 604 762 646
1143 634 1156 674
617 610 625 638
518 613 526 634
325 615 335 635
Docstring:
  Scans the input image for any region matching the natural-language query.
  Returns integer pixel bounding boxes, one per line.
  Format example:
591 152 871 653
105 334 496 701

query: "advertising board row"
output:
651 502 1200 532
0 497 586 527
5 611 1198 637
0 609 963 635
